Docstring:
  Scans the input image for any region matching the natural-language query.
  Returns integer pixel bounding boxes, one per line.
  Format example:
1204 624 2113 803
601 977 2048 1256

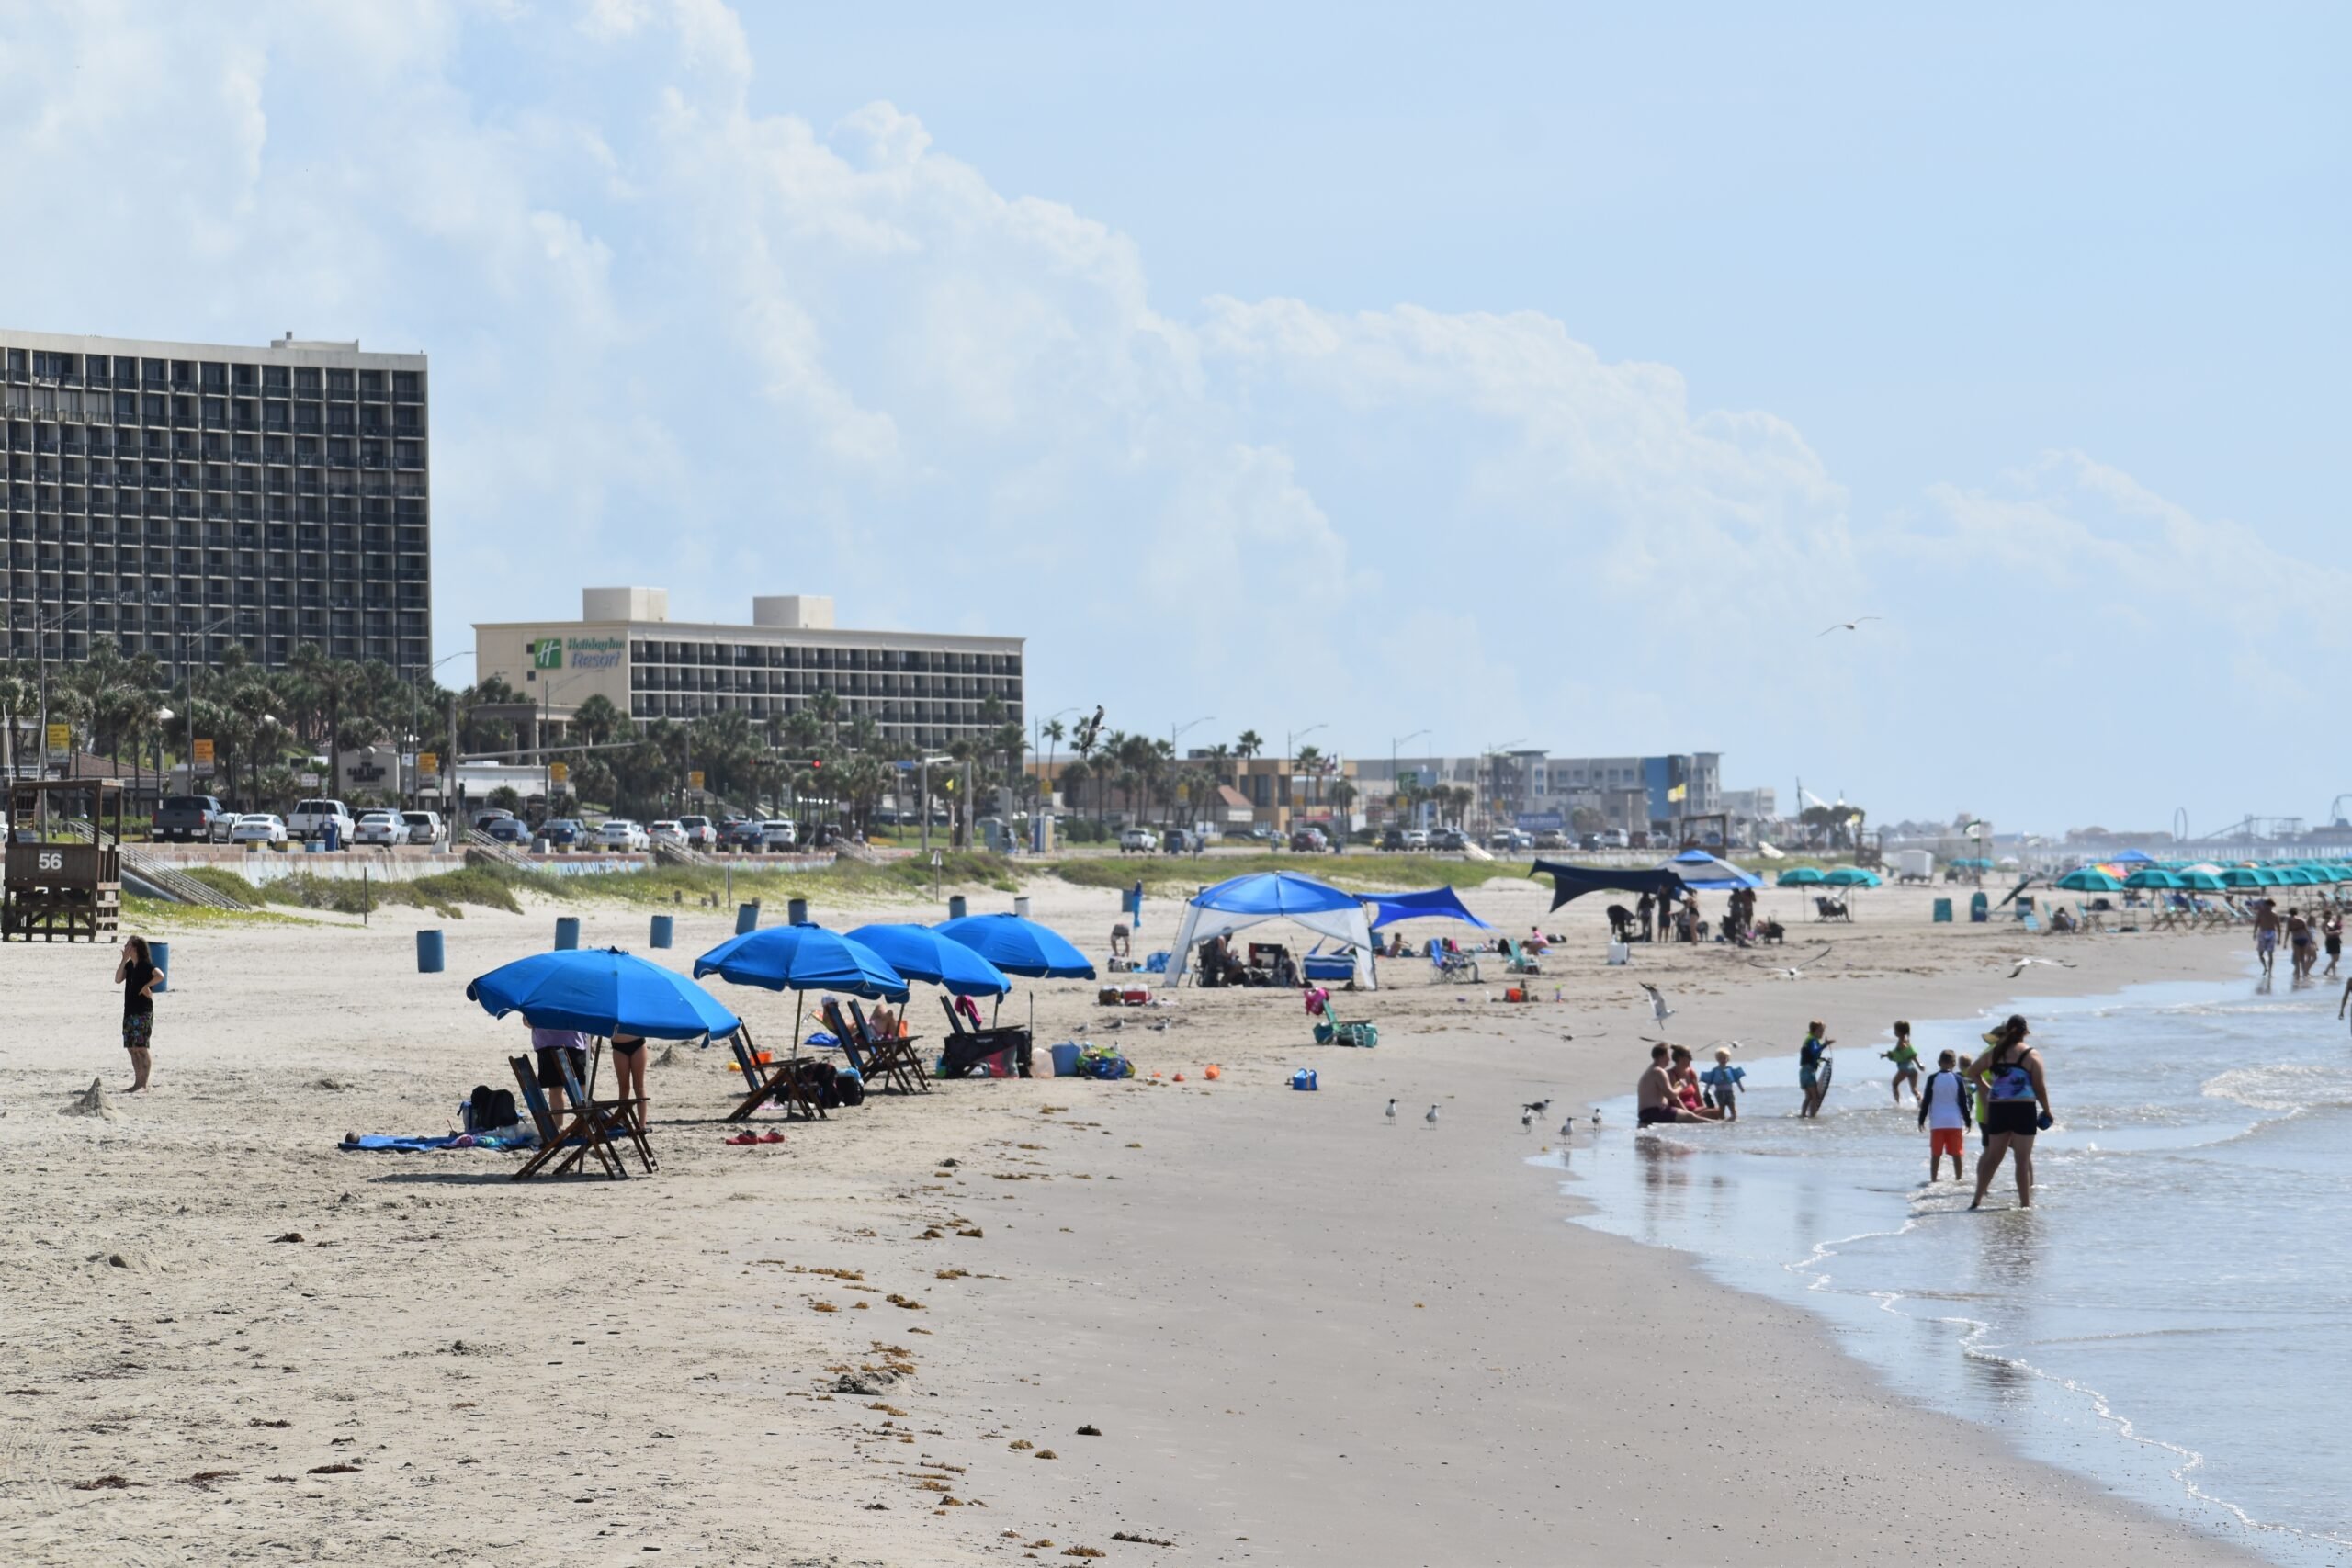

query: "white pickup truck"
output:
288 798 356 846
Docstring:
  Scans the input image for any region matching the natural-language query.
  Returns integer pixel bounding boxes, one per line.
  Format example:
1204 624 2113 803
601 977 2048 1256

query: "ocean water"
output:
1557 971 2352 1564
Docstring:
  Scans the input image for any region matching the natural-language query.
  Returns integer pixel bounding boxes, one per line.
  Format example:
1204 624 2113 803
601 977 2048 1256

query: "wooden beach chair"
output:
725 1027 823 1122
847 998 931 1095
559 1052 657 1173
819 998 899 1093
508 1054 627 1181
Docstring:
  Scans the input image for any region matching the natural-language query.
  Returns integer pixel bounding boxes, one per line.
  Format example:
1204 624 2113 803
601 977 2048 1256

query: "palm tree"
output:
1294 744 1322 822
1235 730 1262 763
1042 717 1067 812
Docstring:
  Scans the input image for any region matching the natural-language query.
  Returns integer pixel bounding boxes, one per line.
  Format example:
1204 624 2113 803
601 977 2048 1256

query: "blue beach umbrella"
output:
693 924 908 1061
845 922 1014 998
468 946 741 1040
933 912 1098 979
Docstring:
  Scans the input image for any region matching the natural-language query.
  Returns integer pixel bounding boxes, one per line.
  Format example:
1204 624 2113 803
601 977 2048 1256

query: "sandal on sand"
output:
724 1132 760 1146
759 1130 786 1144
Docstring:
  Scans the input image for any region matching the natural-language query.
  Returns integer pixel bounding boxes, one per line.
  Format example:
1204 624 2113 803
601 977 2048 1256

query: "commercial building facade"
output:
1352 750 1729 833
475 589 1023 753
1 329 431 675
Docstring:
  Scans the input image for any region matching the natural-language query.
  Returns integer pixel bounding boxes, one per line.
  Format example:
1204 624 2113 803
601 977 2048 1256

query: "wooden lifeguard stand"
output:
5 779 125 942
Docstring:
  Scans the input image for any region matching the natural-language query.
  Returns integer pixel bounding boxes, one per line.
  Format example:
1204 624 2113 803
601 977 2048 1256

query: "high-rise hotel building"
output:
1 330 430 676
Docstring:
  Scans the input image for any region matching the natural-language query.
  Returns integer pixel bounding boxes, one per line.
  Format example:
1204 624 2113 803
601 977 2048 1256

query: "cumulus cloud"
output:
0 2 2311 826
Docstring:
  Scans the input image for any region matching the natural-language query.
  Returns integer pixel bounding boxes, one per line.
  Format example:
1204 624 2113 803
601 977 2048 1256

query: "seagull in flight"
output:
2006 955 2077 979
1425 1104 1442 1127
1639 983 1673 1024
1750 944 1834 979
1817 615 1883 637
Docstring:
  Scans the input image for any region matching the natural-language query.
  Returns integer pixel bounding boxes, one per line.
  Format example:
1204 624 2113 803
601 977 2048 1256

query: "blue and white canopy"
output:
1660 849 1764 890
1165 871 1376 989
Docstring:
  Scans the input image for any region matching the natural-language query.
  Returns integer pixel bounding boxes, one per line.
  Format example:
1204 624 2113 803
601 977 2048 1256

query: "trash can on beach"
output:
150 940 171 991
650 914 674 949
735 902 760 935
554 916 581 950
416 930 446 972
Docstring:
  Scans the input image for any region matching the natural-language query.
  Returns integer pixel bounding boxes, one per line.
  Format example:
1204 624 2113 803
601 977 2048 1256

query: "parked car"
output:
353 810 406 847
1487 829 1533 852
597 818 650 852
675 814 717 849
1247 825 1273 842
1594 828 1629 850
1627 830 1653 850
1402 828 1430 851
721 818 766 851
1288 828 1328 853
401 810 444 846
649 819 687 847
480 815 530 845
288 798 356 845
538 818 586 850
153 794 234 844
229 813 288 846
1534 829 1570 850
1379 827 1407 852
1433 829 1468 852
1162 828 1193 853
759 818 798 852
1119 827 1159 853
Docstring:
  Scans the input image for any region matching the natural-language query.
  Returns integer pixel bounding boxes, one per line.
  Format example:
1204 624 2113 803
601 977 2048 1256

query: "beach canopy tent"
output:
2056 867 2125 893
1777 866 1826 887
1165 870 1377 989
845 923 1012 998
469 947 741 1040
933 913 1097 980
1529 860 1689 913
1660 849 1763 890
2109 849 2155 864
1359 886 1494 931
1824 866 1882 888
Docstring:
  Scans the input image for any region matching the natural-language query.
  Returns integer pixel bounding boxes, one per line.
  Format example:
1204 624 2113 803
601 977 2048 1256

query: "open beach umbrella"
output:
1777 866 1826 886
1824 866 1880 887
2109 849 2155 865
2178 869 2227 892
2220 867 2266 889
2056 867 2124 893
933 912 1097 979
2276 866 2319 886
694 924 907 1062
2123 868 2185 890
468 947 741 1040
845 922 1014 998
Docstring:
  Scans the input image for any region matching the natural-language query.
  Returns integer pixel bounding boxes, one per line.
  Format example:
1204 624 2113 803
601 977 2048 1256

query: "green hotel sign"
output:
530 635 626 672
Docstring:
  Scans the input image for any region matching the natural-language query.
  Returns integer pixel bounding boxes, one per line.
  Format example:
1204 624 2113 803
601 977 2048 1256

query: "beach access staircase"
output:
461 828 540 874
650 837 716 869
45 822 252 910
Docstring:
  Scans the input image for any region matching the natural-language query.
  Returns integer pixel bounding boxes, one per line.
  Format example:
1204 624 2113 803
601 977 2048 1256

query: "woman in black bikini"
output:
1970 1014 2051 1210
609 1030 649 1134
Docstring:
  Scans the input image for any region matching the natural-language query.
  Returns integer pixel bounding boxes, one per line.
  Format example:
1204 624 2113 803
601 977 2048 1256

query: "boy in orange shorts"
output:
1917 1048 1973 1181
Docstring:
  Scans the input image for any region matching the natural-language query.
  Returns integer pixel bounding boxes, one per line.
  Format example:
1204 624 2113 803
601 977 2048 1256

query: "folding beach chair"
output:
508 1054 628 1181
2019 910 2043 934
725 1027 824 1122
848 998 932 1095
1499 938 1544 976
818 998 903 1094
559 1051 657 1173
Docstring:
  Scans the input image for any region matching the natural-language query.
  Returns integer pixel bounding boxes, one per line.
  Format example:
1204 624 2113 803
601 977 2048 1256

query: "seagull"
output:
1816 615 1883 637
1639 983 1673 1024
1425 1104 1441 1127
2006 956 2076 979
1558 1117 1575 1138
1750 944 1834 979
1385 1098 1397 1121
1590 1107 1603 1127
1521 1099 1553 1117
1520 1109 1534 1132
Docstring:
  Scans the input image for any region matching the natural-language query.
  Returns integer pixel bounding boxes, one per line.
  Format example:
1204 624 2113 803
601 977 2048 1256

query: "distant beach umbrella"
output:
2122 868 2185 890
2220 867 2267 889
2055 867 2125 893
1776 866 1826 886
1823 866 1881 887
2177 870 2227 891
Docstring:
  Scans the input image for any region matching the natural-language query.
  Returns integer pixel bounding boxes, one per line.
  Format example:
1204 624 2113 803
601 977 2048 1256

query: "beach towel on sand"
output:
339 1133 531 1154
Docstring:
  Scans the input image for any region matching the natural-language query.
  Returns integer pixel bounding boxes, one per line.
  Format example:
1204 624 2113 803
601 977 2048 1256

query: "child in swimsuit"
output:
1699 1047 1747 1121
1882 1021 1921 1105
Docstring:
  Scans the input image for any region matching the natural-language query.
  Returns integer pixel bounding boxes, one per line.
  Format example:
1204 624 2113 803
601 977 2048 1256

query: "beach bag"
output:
824 1066 865 1109
465 1084 518 1133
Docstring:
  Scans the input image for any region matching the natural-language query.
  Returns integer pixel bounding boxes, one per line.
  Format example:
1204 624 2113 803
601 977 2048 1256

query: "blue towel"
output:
339 1133 529 1154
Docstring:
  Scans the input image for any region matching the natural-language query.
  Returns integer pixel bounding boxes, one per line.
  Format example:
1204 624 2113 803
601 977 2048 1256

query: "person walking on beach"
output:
1798 1021 1833 1118
2323 911 2343 979
1637 1043 1704 1126
2288 908 2315 982
1918 1049 1973 1181
114 934 160 1093
2253 900 2280 977
1882 1021 1922 1105
1970 1015 2052 1210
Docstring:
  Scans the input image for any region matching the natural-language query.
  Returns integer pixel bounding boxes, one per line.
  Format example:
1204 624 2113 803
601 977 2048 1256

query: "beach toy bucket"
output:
150 940 170 991
649 914 673 949
415 930 445 973
735 901 760 934
1290 1068 1317 1091
554 916 581 950
1049 1043 1083 1077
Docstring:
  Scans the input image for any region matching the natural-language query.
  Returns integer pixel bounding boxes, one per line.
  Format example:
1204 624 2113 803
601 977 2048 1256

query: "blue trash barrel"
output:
323 822 341 852
417 930 446 972
650 914 674 949
150 940 171 992
947 894 968 920
735 901 760 934
787 897 808 927
554 916 581 950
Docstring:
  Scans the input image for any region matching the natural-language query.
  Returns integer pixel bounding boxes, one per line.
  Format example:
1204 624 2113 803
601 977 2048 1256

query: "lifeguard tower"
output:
5 779 125 942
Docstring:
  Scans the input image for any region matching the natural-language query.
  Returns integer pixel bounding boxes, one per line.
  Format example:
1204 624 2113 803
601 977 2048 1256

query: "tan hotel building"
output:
475 588 1023 751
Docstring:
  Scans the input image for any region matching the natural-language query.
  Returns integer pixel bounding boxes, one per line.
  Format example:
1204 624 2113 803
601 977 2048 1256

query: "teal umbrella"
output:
2123 868 2184 890
2179 869 2227 892
1824 866 1881 887
1777 866 1826 886
2279 866 2320 886
2056 867 2124 893
2221 867 2266 889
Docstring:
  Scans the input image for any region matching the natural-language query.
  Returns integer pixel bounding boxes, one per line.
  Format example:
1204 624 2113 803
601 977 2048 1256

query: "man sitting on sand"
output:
1637 1043 1706 1126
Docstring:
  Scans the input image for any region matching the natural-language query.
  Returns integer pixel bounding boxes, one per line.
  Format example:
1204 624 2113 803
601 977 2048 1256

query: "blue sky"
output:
2 2 2343 833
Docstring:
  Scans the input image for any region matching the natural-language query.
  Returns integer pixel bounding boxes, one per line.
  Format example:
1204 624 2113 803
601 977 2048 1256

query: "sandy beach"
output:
0 871 2272 1565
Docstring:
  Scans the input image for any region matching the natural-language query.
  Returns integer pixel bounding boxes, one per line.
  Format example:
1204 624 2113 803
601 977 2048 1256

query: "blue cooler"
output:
1290 1068 1317 1091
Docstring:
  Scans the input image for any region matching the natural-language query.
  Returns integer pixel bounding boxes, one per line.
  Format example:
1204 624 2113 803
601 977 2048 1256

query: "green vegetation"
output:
556 850 1020 906
1047 852 1538 895
119 892 302 928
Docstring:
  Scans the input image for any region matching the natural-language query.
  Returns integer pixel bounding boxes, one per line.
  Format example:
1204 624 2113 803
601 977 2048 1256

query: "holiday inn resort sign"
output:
529 636 627 671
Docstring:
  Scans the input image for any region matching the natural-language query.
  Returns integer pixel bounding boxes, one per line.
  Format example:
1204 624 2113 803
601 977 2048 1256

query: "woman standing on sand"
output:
115 934 160 1092
1971 1015 2052 1210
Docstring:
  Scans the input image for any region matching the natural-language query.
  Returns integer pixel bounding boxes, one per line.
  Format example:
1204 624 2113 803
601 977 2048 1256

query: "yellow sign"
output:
548 761 570 785
1667 783 1687 803
687 770 705 791
418 752 439 777
46 723 71 754
191 738 213 765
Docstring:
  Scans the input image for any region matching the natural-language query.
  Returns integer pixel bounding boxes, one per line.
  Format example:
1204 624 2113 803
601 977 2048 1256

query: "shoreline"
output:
0 878 2278 1564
